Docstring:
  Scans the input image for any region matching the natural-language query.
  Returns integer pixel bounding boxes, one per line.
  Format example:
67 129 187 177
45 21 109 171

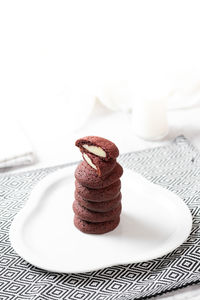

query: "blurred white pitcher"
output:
132 97 169 141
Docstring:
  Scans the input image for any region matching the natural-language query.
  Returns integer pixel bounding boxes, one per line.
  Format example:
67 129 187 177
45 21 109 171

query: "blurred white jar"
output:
132 97 169 141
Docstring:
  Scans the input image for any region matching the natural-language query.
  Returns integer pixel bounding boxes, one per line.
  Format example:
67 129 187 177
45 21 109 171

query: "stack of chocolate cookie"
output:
73 136 123 234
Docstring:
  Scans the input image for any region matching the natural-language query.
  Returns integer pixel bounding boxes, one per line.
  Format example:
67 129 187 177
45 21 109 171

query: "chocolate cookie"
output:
75 180 121 202
73 200 122 223
75 161 123 189
75 191 122 212
76 136 119 160
82 152 116 177
74 215 120 234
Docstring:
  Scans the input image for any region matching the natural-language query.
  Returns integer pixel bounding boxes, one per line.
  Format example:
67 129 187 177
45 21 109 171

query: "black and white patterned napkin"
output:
0 136 200 300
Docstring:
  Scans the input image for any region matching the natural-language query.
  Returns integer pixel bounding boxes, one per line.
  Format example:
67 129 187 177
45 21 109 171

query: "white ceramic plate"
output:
9 166 192 273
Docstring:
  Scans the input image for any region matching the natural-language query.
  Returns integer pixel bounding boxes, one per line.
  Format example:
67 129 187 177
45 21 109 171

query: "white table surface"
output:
6 101 200 299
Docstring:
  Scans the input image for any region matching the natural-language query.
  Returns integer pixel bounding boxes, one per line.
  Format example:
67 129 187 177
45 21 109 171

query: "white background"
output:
1 1 200 298
1 0 200 167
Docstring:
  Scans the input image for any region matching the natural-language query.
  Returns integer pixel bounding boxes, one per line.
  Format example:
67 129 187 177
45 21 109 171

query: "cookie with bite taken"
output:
75 136 119 161
82 152 116 177
73 136 123 234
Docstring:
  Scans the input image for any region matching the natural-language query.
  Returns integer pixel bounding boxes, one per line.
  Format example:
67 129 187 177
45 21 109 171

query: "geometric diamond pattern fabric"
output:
0 136 200 299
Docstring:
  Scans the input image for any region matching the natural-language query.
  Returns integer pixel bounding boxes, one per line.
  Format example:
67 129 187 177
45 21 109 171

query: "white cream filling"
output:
83 153 97 170
83 144 106 158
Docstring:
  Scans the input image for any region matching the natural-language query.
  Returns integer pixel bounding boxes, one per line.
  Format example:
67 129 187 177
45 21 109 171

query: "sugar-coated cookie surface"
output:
74 216 120 234
76 136 119 160
75 180 121 202
82 152 116 177
75 191 122 212
75 161 123 189
73 200 122 223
